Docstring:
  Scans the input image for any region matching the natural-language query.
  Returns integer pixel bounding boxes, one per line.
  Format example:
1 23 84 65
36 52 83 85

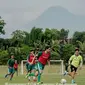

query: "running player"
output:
25 49 36 81
5 55 15 80
64 48 83 84
34 46 51 84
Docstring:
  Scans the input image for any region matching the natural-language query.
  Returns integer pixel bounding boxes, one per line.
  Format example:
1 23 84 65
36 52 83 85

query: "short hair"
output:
75 48 79 51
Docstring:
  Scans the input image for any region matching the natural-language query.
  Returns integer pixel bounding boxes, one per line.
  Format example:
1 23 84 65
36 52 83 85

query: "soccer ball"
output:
61 79 67 84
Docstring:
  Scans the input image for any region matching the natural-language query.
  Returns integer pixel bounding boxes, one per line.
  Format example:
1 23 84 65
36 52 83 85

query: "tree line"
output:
0 17 85 65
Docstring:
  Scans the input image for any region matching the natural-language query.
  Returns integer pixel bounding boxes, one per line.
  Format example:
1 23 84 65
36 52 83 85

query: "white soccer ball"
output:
61 79 67 84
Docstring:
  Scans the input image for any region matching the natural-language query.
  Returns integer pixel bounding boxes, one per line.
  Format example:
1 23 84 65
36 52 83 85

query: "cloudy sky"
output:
0 0 85 38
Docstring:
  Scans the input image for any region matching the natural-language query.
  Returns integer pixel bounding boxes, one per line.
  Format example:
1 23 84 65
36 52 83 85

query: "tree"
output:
0 38 4 50
62 44 75 63
30 27 43 46
72 31 85 44
0 17 5 35
76 41 85 53
0 49 9 65
51 29 60 40
51 40 60 59
60 28 69 40
24 31 30 45
11 30 26 47
7 44 31 63
44 28 52 45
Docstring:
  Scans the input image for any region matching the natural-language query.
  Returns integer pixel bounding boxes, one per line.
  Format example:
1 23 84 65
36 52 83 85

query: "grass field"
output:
0 65 85 85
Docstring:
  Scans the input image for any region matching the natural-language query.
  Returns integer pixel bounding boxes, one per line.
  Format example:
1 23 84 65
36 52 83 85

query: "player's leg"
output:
63 64 70 76
68 65 77 83
25 63 28 78
71 69 77 83
5 67 11 78
10 68 15 80
10 73 14 80
35 62 44 84
27 65 33 81
14 68 18 76
63 65 77 83
69 71 76 84
31 64 37 81
26 64 37 81
25 63 31 78
16 68 18 76
65 63 69 72
26 64 35 81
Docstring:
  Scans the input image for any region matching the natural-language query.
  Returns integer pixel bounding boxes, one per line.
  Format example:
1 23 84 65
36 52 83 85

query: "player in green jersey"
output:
5 55 15 80
64 48 83 84
25 49 37 81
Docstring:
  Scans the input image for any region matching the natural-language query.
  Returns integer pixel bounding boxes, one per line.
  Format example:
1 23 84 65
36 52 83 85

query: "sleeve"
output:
48 53 51 60
13 60 15 65
7 59 10 66
37 51 43 59
79 56 83 67
80 56 83 62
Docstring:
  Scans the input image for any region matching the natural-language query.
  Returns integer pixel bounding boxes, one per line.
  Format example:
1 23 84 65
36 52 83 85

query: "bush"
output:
51 51 60 60
62 44 75 63
0 50 9 65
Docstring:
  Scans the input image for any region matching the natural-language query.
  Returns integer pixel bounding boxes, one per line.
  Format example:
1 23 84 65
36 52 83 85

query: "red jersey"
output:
38 51 50 65
27 54 36 64
14 63 18 69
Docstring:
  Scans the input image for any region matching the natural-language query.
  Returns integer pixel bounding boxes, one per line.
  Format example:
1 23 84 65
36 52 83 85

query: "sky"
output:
0 0 85 38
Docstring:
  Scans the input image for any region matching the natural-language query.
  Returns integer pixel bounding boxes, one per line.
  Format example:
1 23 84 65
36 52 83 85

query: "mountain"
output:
25 6 85 37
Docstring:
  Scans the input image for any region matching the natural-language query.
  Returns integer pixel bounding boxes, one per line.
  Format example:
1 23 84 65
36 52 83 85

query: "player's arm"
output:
47 54 51 66
79 56 83 69
47 60 50 66
27 60 31 65
7 59 9 65
27 54 36 65
7 59 11 68
27 55 31 64
37 51 42 59
68 55 73 65
30 54 36 64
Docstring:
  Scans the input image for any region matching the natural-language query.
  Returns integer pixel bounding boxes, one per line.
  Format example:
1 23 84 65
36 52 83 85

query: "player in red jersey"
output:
14 60 18 76
25 49 36 81
35 46 51 84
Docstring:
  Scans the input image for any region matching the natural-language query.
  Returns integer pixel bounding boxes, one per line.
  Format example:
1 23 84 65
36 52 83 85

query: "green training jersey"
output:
69 55 82 68
7 58 15 67
37 51 42 59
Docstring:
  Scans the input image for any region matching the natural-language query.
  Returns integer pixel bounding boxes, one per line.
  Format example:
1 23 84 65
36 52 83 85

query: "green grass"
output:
0 65 85 85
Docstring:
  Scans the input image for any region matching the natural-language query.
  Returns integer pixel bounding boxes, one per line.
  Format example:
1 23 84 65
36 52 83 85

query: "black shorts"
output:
70 65 77 72
14 68 18 71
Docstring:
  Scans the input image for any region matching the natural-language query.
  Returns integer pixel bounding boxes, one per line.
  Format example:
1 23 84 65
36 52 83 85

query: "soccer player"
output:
34 46 51 84
5 55 15 80
14 60 18 76
25 49 36 81
64 48 83 84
